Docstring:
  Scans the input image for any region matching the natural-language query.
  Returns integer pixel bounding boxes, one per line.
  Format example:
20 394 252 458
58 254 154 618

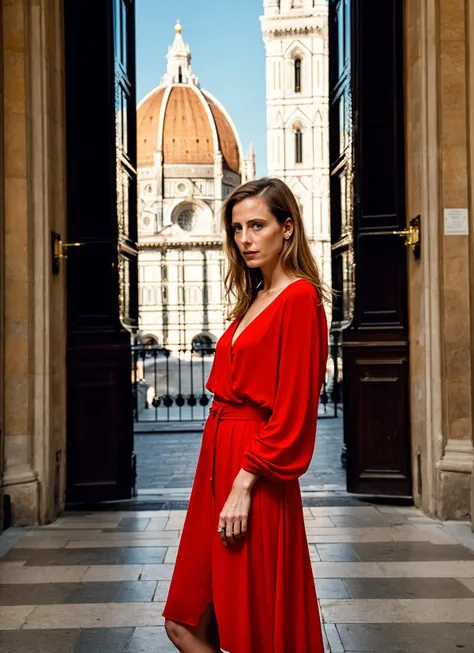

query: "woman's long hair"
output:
222 177 330 319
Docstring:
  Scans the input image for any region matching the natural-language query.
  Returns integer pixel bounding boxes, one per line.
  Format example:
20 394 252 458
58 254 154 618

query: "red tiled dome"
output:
137 84 241 174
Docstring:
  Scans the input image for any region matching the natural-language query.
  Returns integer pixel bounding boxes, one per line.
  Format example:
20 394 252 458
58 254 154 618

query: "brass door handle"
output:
393 215 420 255
363 216 421 259
51 231 86 275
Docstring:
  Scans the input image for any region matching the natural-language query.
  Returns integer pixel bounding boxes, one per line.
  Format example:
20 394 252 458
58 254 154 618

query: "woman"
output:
163 177 329 653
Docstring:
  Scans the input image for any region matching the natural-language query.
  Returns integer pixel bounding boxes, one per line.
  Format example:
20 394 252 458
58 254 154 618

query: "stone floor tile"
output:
115 581 157 603
61 512 117 520
323 623 344 652
63 582 121 604
337 623 474 652
344 577 474 599
14 538 69 549
351 541 474 562
305 516 336 528
308 534 362 543
309 544 321 561
164 547 178 564
378 560 474 577
103 519 151 533
375 505 419 515
316 543 360 562
130 511 171 518
0 583 71 606
406 516 441 524
43 522 115 531
458 578 474 592
0 566 87 584
390 526 458 545
143 518 169 531
311 506 380 517
306 526 357 535
65 538 177 549
164 522 185 532
80 565 143 582
330 515 408 528
0 561 26 568
139 564 174 581
315 579 350 599
357 532 397 542
0 605 36 629
444 522 474 551
120 547 167 565
73 627 133 652
398 598 474 622
321 598 408 623
25 531 102 541
152 581 171 602
99 531 179 541
5 548 125 567
23 602 165 629
312 562 384 578
129 626 171 650
0 629 79 653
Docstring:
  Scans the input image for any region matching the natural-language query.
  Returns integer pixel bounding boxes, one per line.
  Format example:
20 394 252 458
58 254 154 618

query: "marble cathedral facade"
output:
136 22 255 351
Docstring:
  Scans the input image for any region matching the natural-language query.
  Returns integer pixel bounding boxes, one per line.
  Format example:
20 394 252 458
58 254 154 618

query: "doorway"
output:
329 0 412 497
62 0 412 508
64 0 137 504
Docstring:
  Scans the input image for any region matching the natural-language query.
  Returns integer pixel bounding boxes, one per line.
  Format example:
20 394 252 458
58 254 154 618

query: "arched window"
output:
142 335 159 347
192 334 214 356
294 58 302 93
295 129 303 164
178 66 183 83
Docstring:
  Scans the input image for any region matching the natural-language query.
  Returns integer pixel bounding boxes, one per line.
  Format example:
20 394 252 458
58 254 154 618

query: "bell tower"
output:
261 0 331 286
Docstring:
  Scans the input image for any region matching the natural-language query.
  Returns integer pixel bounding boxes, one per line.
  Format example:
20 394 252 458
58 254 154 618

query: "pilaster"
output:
1 0 67 526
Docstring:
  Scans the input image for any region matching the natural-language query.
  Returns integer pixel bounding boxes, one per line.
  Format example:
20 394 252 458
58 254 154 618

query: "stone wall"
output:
1 0 67 525
405 0 474 522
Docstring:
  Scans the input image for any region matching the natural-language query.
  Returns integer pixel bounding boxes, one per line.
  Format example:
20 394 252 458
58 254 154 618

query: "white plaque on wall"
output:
444 208 469 235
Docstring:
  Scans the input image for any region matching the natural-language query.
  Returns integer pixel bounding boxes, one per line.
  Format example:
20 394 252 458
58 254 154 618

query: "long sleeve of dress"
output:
242 288 327 482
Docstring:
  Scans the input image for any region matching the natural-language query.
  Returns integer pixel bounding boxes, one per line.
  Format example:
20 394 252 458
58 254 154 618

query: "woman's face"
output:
231 196 292 270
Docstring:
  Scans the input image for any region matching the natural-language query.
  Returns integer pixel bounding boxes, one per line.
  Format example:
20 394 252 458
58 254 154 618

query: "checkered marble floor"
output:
0 505 474 652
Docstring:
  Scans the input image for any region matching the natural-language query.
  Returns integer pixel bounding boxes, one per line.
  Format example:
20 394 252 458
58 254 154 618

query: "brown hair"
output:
222 177 330 319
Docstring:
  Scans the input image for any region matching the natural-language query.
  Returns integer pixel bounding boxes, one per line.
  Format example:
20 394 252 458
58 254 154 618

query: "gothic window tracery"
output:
295 128 303 163
295 58 302 92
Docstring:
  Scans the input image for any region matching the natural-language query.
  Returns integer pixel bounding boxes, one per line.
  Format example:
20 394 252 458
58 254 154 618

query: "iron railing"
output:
132 333 343 425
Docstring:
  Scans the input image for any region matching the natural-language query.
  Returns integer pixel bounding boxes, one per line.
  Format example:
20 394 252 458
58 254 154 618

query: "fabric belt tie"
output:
207 400 270 486
208 400 270 422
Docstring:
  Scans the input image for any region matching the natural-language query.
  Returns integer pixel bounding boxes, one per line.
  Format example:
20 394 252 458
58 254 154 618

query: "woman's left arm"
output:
242 289 328 482
218 289 328 546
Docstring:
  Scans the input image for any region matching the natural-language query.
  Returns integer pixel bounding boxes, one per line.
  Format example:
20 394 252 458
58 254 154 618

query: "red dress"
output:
163 279 328 653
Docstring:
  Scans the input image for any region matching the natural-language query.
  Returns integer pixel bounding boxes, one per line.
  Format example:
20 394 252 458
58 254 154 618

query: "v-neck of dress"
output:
230 278 305 351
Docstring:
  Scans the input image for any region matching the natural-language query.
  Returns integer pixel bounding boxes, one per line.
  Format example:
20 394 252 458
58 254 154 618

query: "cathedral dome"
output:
137 84 241 174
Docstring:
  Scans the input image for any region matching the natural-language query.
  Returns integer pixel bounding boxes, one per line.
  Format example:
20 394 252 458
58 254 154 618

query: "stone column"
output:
2 0 39 524
405 0 474 521
1 0 67 525
435 0 473 520
468 0 474 531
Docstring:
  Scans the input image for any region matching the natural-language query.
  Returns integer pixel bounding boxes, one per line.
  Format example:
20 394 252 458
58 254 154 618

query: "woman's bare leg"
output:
165 604 219 652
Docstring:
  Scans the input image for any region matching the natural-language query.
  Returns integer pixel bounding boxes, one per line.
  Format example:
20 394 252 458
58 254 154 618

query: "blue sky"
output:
135 0 267 176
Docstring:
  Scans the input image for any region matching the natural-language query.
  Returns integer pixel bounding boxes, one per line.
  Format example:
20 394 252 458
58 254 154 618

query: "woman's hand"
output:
218 469 259 546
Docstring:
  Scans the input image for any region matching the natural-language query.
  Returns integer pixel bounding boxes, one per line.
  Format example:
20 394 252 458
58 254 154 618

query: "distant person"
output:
163 177 329 653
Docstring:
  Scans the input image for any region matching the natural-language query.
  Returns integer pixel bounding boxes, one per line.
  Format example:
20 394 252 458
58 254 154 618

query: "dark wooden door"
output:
64 0 138 503
329 0 412 496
